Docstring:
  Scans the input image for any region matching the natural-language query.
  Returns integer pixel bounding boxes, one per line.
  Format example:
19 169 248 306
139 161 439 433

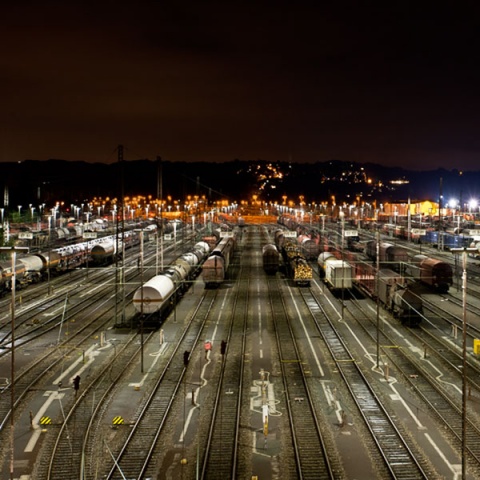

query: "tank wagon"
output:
0 229 144 294
281 240 312 286
317 252 354 290
90 230 139 265
274 229 286 251
406 254 453 293
202 235 236 287
90 241 116 265
262 244 280 274
132 241 210 319
297 234 320 260
0 260 27 291
277 215 298 232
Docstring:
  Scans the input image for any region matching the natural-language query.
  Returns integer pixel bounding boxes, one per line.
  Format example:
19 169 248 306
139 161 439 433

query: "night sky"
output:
1 1 479 170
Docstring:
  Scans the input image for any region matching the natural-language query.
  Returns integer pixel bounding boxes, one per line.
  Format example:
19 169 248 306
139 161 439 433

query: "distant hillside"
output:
0 159 478 208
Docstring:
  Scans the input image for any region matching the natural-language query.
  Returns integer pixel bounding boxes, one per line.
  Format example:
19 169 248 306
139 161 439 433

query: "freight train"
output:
317 249 423 325
0 234 126 294
276 216 322 260
262 244 280 274
317 252 354 290
201 234 236 287
132 241 210 321
0 222 163 294
366 220 480 251
281 240 313 286
404 254 453 293
365 240 409 272
353 260 423 327
421 230 474 250
90 230 142 265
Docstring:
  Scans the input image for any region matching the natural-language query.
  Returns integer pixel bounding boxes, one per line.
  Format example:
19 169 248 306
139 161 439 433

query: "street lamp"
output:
450 246 477 480
0 246 29 480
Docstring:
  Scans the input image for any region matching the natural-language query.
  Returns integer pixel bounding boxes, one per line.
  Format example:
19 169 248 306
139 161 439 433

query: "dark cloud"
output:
1 1 479 169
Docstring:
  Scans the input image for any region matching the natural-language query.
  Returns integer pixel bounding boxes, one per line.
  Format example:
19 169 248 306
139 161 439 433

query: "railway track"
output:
411 314 480 395
199 264 248 478
0 236 200 477
100 290 218 479
301 288 430 479
345 294 480 474
0 291 137 446
40 331 149 479
422 294 480 340
268 278 337 480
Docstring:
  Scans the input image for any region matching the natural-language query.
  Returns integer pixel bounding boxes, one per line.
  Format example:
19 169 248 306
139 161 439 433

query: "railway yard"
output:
2 218 480 479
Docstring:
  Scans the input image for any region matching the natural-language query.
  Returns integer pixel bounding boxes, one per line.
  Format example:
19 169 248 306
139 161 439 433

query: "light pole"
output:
451 246 476 480
0 246 29 480
339 210 345 320
375 229 381 369
135 229 145 373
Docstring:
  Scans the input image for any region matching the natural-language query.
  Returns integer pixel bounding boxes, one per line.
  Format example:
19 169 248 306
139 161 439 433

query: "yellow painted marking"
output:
112 416 124 425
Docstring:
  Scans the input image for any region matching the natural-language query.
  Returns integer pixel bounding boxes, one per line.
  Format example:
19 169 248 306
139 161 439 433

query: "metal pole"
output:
0 246 28 480
341 211 345 320
155 230 159 276
139 230 144 373
451 247 476 480
9 250 16 480
375 230 380 369
460 250 467 480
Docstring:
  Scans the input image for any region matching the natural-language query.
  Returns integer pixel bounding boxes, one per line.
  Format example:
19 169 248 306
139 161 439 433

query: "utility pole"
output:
157 156 163 274
375 230 380 370
114 145 125 327
451 246 476 480
0 246 28 480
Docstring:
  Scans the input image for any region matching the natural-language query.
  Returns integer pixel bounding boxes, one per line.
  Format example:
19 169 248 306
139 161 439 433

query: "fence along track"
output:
301 288 429 479
268 277 336 480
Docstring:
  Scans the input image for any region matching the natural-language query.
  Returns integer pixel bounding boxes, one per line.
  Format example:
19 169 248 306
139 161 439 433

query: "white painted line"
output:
128 344 168 387
424 432 460 478
52 344 97 385
24 391 65 452
287 286 325 377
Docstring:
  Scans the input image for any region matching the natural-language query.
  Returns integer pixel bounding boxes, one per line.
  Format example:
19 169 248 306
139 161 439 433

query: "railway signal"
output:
73 375 81 393
183 350 190 366
204 340 212 359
